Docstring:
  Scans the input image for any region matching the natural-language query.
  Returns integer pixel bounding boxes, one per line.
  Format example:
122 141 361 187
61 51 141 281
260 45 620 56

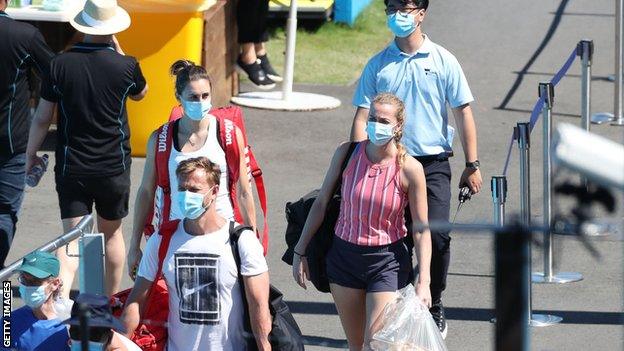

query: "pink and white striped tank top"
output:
334 142 408 246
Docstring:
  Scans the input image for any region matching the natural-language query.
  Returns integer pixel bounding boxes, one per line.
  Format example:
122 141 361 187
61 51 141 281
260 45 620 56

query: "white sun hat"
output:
70 0 131 36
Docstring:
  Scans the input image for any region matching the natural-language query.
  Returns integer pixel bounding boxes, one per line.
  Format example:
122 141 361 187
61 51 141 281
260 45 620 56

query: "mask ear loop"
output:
203 185 218 209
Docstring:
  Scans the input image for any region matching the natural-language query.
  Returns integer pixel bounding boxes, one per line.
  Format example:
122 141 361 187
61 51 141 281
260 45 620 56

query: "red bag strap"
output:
141 219 179 317
156 121 176 225
155 220 179 274
216 115 243 223
143 120 176 238
213 107 269 255
246 147 269 254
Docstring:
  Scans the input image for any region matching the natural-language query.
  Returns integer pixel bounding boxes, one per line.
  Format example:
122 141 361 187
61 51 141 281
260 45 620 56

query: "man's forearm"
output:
120 278 152 337
26 113 52 158
249 301 272 350
245 273 272 350
120 301 141 337
455 105 478 162
350 107 369 142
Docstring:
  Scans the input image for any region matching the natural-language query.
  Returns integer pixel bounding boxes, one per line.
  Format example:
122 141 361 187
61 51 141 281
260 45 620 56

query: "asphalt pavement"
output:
8 0 624 350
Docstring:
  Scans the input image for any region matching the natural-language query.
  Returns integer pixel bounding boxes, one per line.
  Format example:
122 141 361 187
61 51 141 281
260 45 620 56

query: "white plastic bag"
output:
370 285 448 351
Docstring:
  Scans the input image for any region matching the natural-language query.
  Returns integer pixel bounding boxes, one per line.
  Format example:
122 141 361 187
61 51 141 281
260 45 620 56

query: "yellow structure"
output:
118 13 204 156
269 0 333 13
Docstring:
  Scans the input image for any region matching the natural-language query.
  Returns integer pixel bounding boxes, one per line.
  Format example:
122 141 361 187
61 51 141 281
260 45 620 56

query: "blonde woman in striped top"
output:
293 93 432 350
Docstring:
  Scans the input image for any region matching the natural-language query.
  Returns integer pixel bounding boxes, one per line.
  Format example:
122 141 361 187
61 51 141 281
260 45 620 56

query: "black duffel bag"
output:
282 142 358 293
230 223 305 351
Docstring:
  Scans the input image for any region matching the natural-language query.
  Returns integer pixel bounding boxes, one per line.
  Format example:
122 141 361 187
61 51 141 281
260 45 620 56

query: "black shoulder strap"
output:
229 221 254 271
229 222 256 340
171 118 182 152
333 142 358 195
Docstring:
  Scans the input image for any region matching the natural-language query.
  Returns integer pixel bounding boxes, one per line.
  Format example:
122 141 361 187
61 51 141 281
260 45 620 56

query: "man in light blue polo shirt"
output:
350 0 483 339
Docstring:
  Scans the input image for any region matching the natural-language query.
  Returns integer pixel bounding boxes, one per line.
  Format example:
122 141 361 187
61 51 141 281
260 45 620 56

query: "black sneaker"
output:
430 302 448 339
236 57 276 90
257 54 283 82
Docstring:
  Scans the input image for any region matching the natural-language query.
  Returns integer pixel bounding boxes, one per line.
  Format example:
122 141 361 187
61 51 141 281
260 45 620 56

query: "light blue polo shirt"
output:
353 35 474 156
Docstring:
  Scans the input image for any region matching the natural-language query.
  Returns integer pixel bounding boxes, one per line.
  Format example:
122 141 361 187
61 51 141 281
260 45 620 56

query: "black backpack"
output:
229 223 305 351
282 142 358 293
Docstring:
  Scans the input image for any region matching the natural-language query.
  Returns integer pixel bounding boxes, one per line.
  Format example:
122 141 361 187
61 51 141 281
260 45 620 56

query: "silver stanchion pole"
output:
533 83 583 286
577 40 612 235
489 175 509 325
492 176 507 227
593 0 623 124
613 0 624 126
516 122 562 327
577 40 595 127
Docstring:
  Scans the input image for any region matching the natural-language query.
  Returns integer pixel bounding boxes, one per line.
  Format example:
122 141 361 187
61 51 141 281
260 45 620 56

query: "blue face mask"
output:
70 340 105 351
182 99 212 121
19 284 50 308
366 121 396 146
176 187 214 220
387 12 417 38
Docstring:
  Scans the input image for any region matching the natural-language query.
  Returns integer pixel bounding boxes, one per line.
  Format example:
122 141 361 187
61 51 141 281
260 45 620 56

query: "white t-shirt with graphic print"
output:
136 220 268 351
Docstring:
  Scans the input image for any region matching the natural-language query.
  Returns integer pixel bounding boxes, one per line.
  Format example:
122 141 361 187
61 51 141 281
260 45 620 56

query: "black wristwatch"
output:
465 160 480 170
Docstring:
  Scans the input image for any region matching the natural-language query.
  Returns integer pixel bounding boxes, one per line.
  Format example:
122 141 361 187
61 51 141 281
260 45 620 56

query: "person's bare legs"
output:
97 215 125 296
57 216 84 299
330 283 367 351
364 291 398 349
254 42 266 57
240 43 257 64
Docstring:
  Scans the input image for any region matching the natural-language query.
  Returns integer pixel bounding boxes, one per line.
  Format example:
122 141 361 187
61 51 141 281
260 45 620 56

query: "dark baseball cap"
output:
64 293 126 333
16 251 60 279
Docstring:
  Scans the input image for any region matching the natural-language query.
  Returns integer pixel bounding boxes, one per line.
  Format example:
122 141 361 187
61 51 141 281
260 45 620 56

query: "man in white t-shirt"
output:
121 156 271 351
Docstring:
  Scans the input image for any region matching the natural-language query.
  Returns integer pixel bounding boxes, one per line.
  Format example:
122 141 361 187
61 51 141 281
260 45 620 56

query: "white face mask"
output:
54 297 74 321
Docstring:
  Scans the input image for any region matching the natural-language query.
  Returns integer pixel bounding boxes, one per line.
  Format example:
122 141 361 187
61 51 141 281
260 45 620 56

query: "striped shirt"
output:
335 142 408 246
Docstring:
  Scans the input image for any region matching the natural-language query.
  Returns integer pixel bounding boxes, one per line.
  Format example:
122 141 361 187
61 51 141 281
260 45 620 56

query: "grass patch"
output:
263 1 392 85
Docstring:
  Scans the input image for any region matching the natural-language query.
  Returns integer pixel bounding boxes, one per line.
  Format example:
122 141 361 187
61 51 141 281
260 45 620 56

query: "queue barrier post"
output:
532 83 583 286
517 122 563 326
491 176 508 227
613 0 624 126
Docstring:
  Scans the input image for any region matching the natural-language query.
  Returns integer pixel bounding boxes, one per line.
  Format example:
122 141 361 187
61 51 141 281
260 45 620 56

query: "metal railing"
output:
0 215 94 281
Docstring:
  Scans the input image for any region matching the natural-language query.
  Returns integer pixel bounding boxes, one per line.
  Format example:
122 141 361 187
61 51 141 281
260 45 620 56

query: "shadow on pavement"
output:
448 272 494 278
447 307 622 325
287 300 623 325
498 0 571 109
511 70 615 82
550 12 614 18
287 300 338 315
493 106 580 119
302 335 349 349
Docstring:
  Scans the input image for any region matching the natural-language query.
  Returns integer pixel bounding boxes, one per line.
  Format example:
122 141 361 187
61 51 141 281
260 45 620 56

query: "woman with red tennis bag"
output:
144 104 269 254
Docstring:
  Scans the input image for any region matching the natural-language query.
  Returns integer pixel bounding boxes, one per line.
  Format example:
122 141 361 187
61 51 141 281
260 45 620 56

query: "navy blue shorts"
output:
326 236 413 293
